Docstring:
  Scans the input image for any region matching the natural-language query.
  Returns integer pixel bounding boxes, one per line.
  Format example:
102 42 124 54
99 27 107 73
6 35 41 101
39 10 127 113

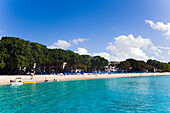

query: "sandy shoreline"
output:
0 72 170 85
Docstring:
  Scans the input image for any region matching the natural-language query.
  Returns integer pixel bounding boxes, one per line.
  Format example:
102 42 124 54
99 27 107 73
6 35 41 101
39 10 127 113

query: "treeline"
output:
1 37 170 75
116 59 170 72
0 37 108 74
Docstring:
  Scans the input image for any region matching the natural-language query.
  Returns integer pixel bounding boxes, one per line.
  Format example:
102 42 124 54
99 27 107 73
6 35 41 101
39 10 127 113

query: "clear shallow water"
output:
0 76 170 113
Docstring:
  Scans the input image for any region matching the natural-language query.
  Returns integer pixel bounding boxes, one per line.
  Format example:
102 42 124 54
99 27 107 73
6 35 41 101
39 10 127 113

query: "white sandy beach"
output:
0 72 170 85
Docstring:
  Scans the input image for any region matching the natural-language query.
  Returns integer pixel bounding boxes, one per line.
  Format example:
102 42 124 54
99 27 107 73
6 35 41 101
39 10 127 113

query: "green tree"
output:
0 37 110 74
147 59 170 72
81 55 92 72
91 56 108 71
117 61 131 71
0 37 32 74
126 58 148 71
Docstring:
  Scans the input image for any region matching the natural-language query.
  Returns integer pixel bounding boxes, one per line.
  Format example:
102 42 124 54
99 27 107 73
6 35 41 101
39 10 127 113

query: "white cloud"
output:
48 38 88 49
47 40 72 49
71 38 88 44
145 20 170 39
150 45 162 56
168 50 170 56
156 46 170 57
105 34 170 61
75 48 91 55
75 48 115 61
93 52 115 61
157 46 170 50
106 34 153 61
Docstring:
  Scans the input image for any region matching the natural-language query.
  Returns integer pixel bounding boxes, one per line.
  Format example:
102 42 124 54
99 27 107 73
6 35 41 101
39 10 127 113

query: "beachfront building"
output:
105 65 116 72
105 61 120 72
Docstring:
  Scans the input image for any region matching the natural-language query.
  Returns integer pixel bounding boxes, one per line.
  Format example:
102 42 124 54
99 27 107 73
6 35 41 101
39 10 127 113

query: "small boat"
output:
10 78 23 85
22 80 36 84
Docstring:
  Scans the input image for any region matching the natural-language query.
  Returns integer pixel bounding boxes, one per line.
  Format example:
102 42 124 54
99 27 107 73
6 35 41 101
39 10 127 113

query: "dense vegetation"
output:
0 37 108 74
116 59 170 72
0 37 170 75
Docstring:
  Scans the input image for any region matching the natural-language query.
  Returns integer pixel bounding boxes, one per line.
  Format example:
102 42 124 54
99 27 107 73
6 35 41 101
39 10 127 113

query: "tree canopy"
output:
1 37 170 74
0 37 109 74
147 59 170 72
116 58 170 72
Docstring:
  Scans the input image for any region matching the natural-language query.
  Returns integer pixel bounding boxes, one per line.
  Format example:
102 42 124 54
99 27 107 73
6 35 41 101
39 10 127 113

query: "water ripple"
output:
0 76 170 112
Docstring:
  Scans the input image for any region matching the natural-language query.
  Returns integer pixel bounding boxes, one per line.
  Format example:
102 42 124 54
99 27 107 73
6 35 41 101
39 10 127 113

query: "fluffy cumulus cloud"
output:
75 48 115 61
145 20 170 39
75 35 167 62
93 52 115 61
48 38 88 49
168 50 170 56
47 40 72 49
106 34 153 61
75 48 91 55
150 45 162 56
71 38 88 44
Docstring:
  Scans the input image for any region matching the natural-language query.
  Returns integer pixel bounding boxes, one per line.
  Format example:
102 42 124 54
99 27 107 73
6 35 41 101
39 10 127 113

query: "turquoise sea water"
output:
0 76 170 113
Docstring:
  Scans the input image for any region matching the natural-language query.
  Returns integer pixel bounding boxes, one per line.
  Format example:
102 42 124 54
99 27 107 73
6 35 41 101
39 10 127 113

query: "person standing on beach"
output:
31 72 34 80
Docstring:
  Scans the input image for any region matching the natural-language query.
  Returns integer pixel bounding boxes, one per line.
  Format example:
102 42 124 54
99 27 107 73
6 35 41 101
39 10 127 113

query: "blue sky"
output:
0 0 170 62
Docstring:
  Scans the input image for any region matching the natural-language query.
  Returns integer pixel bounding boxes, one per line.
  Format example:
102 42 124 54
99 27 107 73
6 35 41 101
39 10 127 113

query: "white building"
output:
105 62 119 72
105 65 117 72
